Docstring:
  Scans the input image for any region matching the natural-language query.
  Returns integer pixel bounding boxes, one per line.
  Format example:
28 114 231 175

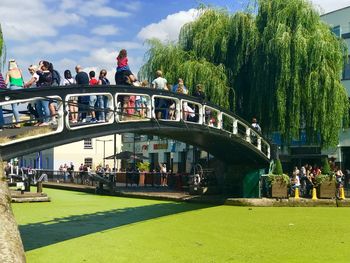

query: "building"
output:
121 133 208 173
21 135 122 171
321 6 350 170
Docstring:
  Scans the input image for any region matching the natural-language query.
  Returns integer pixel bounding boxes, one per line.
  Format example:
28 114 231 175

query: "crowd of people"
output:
289 164 346 197
0 48 218 129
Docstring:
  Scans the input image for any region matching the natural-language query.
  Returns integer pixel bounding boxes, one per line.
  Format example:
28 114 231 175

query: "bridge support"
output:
0 157 26 263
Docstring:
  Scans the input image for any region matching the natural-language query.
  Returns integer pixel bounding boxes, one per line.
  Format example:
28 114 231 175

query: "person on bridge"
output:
24 65 39 88
193 84 205 100
152 70 168 119
116 49 136 83
75 65 90 122
24 65 40 121
5 59 24 128
251 118 262 133
0 71 6 130
35 61 55 126
63 70 78 123
172 78 187 94
89 71 98 123
98 69 110 122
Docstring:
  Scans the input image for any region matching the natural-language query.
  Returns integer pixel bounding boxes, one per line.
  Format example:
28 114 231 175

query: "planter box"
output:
271 182 288 198
139 173 145 187
318 181 336 199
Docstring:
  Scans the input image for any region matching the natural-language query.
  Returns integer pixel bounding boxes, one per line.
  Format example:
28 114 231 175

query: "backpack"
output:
51 70 61 86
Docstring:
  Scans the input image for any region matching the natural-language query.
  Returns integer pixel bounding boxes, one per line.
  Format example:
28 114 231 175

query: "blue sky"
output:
0 0 348 82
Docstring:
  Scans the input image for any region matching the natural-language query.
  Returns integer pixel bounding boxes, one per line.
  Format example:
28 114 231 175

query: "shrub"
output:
268 159 289 185
322 158 331 175
136 162 150 172
273 159 283 175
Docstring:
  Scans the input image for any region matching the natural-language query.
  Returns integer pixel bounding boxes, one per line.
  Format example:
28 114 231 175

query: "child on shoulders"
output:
116 49 136 83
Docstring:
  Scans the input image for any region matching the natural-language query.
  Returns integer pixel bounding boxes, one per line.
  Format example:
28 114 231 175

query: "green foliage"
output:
14 188 350 263
268 159 289 185
322 158 331 175
315 174 335 186
268 173 290 185
272 159 283 175
139 0 348 147
0 24 5 70
136 161 150 172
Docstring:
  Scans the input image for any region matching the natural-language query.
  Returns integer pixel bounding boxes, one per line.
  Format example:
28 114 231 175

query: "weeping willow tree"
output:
139 0 348 147
0 25 5 70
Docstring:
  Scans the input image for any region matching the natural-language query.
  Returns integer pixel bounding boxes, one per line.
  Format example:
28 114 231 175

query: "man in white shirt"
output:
152 70 167 89
251 117 261 133
152 70 168 119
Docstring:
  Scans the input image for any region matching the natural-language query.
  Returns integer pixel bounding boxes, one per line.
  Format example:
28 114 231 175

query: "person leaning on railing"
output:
0 71 6 130
5 59 24 128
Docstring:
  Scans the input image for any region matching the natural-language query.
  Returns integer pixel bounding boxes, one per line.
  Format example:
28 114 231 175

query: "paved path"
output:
43 182 350 207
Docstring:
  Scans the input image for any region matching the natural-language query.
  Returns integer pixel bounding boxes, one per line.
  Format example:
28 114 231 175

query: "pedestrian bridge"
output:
0 85 271 166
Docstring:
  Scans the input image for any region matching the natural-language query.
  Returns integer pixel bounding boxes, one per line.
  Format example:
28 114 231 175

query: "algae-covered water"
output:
12 189 350 263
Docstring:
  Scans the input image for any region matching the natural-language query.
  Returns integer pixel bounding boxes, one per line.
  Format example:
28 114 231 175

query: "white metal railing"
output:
0 96 64 145
0 91 271 159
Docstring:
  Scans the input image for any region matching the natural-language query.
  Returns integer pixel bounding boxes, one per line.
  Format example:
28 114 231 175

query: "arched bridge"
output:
0 85 271 167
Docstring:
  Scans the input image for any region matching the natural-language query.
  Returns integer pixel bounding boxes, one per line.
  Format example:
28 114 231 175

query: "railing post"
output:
233 119 238 134
198 104 203 125
245 127 251 143
151 96 156 119
267 146 271 159
257 137 262 151
217 112 223 129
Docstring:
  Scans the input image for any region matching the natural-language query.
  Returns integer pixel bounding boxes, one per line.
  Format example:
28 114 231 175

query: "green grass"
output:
12 189 350 263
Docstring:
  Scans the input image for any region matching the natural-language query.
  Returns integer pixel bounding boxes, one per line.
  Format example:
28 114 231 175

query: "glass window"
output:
84 158 93 167
84 139 93 149
343 56 350 80
332 25 341 37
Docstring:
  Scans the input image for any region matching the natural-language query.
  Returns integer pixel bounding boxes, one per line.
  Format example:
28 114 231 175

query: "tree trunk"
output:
0 159 26 263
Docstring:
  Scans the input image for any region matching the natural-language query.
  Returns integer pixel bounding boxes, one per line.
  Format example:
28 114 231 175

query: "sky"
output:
0 0 349 83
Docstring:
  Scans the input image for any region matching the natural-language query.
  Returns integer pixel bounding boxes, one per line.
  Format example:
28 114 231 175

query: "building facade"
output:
321 6 350 170
121 133 207 173
21 135 122 171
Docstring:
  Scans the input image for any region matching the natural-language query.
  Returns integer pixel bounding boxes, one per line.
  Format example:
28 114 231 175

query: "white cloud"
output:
110 41 144 50
78 0 130 17
91 25 120 36
0 0 83 41
310 0 350 14
11 35 105 56
137 8 200 43
122 1 142 12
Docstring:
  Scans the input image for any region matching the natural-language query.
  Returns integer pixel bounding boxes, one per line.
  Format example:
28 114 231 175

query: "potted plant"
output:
136 162 150 187
316 158 336 198
268 159 289 198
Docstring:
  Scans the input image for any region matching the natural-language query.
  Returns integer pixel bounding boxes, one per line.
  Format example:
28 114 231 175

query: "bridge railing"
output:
0 86 270 160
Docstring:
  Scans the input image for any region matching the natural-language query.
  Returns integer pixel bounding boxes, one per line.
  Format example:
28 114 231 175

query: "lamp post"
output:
96 139 112 167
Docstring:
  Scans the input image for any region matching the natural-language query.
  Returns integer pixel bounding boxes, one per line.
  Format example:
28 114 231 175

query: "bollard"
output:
340 187 345 200
312 187 317 200
295 188 300 199
37 182 43 193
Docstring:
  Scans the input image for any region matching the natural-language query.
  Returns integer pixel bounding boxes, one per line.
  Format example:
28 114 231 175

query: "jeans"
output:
0 106 4 128
89 95 97 117
36 99 50 123
9 85 23 122
89 95 97 108
97 95 109 121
